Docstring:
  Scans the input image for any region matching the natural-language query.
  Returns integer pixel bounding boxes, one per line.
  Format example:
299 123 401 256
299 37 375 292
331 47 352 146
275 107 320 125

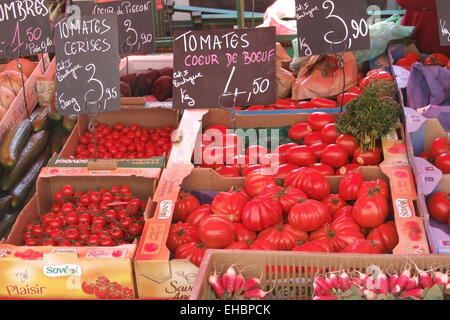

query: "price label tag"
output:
54 14 121 115
172 27 276 109
0 0 53 58
295 0 370 57
437 0 450 46
93 0 155 54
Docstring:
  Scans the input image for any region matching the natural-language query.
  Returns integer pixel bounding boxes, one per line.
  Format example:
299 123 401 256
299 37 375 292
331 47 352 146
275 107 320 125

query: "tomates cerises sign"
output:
172 27 276 109
0 0 53 58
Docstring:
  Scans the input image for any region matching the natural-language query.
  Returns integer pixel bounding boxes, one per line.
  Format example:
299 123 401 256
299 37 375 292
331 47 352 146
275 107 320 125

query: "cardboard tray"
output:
190 250 450 300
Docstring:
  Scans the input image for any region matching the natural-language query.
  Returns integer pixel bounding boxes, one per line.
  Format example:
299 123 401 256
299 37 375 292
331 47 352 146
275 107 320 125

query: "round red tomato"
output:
336 134 359 157
284 167 330 200
435 153 450 174
246 145 269 164
309 142 328 160
353 147 381 166
288 122 312 141
166 222 199 252
424 53 448 67
292 239 333 252
307 112 335 131
303 131 323 146
174 242 207 267
309 215 364 252
367 221 399 253
260 184 307 214
430 137 450 161
211 191 249 222
244 168 276 198
233 223 257 242
308 163 334 176
198 216 235 249
321 144 349 168
286 145 316 166
352 193 389 228
257 224 308 251
225 241 249 250
357 179 390 200
241 196 282 232
173 192 200 222
321 194 347 215
427 192 450 224
215 165 241 177
273 163 299 179
339 171 364 201
340 239 381 254
249 239 278 251
185 204 212 227
320 123 339 144
288 199 331 232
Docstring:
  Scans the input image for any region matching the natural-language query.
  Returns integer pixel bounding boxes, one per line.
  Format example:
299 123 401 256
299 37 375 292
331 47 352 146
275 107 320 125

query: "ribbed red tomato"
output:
173 192 200 222
233 223 256 242
198 216 235 249
185 204 212 226
174 242 207 267
332 205 353 221
352 193 389 228
339 171 364 201
357 179 390 200
244 168 276 198
353 147 381 166
225 241 249 250
249 239 278 251
309 215 365 252
288 199 331 232
367 221 399 253
211 191 249 222
292 239 333 252
257 224 308 251
284 167 330 200
321 144 349 168
321 194 347 216
260 184 307 214
340 239 381 254
308 163 334 176
241 196 282 232
286 145 316 166
166 222 200 252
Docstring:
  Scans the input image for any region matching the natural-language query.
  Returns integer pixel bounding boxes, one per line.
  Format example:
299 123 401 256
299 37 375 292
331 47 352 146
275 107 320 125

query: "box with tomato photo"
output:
0 167 159 299
133 162 429 299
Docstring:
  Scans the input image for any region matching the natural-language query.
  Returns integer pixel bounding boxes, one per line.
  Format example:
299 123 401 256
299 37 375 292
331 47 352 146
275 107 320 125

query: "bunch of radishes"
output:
313 263 449 300
208 265 271 300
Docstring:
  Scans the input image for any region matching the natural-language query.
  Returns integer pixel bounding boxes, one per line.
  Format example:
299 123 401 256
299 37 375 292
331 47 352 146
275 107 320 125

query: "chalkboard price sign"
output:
295 0 370 57
54 14 121 116
172 27 276 109
0 0 53 59
437 0 450 46
93 0 155 54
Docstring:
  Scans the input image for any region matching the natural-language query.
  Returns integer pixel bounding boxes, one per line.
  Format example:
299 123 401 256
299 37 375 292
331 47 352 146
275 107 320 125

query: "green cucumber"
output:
10 148 50 209
1 130 49 191
0 120 32 169
32 106 51 132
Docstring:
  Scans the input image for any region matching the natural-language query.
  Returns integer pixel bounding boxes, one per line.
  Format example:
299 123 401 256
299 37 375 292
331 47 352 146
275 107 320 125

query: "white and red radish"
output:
208 271 224 299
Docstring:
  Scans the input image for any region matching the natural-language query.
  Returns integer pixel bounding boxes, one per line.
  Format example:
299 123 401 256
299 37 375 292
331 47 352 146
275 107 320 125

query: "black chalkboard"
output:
0 0 53 59
93 0 155 54
172 27 276 109
68 1 94 16
437 0 450 47
295 0 370 57
54 14 121 116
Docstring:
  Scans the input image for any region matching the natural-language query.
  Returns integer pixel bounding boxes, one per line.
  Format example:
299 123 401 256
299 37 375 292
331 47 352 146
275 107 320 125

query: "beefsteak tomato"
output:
257 224 308 251
367 221 399 253
174 242 207 267
338 171 364 201
198 216 235 249
284 167 330 200
340 239 381 254
352 193 389 228
260 184 307 214
321 194 347 215
241 196 283 232
185 204 212 226
166 222 200 252
173 192 200 222
211 191 249 222
244 169 276 198
292 239 333 252
288 199 331 232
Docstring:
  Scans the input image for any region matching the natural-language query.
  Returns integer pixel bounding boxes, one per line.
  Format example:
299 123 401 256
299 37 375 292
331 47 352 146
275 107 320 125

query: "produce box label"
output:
0 0 53 59
54 14 121 115
437 0 450 46
46 156 166 169
93 0 156 54
294 0 370 56
172 27 276 109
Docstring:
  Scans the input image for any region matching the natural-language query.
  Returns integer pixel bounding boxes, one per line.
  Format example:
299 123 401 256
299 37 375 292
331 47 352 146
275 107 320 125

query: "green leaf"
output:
376 294 395 300
423 284 444 300
350 285 364 298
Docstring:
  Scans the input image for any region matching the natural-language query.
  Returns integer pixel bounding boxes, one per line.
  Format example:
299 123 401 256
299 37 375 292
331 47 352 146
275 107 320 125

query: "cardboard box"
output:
58 107 179 166
190 250 450 300
119 54 173 108
0 168 160 299
133 164 429 299
0 54 51 142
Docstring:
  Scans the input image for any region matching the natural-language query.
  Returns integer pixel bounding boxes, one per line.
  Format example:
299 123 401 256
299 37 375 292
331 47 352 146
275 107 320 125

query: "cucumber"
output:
62 115 77 133
0 195 12 219
10 148 50 209
50 121 64 155
1 130 49 191
32 106 51 132
0 214 17 239
0 120 32 169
